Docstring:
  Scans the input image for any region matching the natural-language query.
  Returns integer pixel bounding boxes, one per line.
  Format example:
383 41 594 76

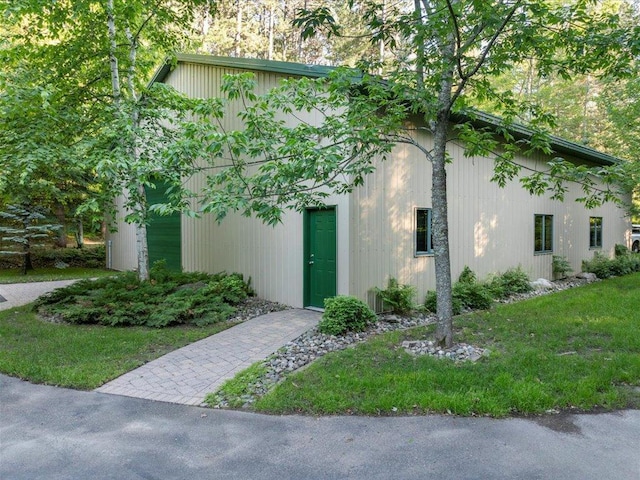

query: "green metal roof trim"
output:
453 110 620 166
151 54 620 167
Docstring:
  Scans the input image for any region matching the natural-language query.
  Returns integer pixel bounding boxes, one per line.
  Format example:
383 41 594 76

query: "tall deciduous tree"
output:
1 0 215 280
169 0 636 348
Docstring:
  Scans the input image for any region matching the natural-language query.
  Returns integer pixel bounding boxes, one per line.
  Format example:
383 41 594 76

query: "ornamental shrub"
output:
552 256 572 279
488 266 532 298
458 266 477 284
34 270 249 327
424 290 463 315
582 252 614 279
374 277 416 314
453 281 494 311
318 296 376 336
614 243 629 257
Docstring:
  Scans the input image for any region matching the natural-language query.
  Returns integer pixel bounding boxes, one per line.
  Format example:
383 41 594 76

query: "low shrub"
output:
374 277 416 315
614 243 629 257
457 266 477 284
318 296 376 336
426 266 532 314
488 266 532 298
425 278 493 316
454 281 494 311
582 251 640 279
552 256 572 280
34 269 251 328
424 290 463 315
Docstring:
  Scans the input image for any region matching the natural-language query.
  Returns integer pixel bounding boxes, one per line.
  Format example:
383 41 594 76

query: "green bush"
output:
318 296 376 336
453 281 494 311
582 251 640 279
488 266 532 298
426 266 533 314
34 270 250 328
424 282 492 315
552 256 572 279
458 266 477 284
207 273 250 304
614 243 629 257
374 277 416 314
424 290 463 315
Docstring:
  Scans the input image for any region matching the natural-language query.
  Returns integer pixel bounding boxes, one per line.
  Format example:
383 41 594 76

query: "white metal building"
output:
107 54 632 309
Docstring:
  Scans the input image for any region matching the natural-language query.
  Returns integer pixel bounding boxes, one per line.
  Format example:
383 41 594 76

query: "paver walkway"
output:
95 309 321 406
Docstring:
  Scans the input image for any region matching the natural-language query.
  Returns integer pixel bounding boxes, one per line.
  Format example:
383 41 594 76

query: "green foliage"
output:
34 270 251 328
487 266 533 298
552 256 573 279
614 243 629 257
457 266 477 284
426 266 533 314
0 204 62 273
582 251 640 279
0 245 105 270
453 281 494 312
374 277 416 315
206 273 251 305
425 282 493 315
317 296 376 336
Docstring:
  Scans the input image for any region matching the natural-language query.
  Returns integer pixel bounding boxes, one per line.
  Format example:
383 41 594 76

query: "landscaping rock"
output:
576 272 597 282
530 278 553 290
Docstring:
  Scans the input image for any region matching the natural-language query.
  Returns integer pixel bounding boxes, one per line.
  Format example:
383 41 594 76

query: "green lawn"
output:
0 305 234 389
252 273 640 417
0 267 116 284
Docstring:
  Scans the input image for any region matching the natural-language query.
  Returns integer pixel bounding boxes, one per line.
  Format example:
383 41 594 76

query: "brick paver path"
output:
95 309 321 406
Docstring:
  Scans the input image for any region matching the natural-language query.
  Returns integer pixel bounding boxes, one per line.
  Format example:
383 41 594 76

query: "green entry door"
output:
305 208 337 308
146 182 181 271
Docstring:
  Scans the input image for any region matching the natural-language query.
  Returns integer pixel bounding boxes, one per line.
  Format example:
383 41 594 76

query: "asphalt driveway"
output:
1 374 639 480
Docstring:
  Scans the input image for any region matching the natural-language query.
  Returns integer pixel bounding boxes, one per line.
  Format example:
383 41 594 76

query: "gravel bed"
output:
227 296 290 323
211 275 597 408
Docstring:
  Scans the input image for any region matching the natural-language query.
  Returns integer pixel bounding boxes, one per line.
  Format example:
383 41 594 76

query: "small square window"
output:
534 214 553 253
590 217 603 249
416 208 433 255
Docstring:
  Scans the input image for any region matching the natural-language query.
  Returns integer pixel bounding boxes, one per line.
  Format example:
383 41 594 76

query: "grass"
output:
252 273 640 417
0 267 116 284
0 305 235 389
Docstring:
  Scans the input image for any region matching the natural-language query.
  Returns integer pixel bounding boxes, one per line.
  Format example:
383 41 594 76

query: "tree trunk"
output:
75 218 84 248
135 184 150 281
431 35 457 349
54 203 67 248
22 242 33 275
268 3 275 60
234 0 243 57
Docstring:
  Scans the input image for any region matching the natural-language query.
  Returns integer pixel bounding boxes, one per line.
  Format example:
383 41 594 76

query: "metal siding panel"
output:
350 128 629 306
130 59 630 308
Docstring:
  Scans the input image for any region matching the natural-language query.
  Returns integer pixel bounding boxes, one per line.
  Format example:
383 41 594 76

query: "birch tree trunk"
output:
106 0 150 281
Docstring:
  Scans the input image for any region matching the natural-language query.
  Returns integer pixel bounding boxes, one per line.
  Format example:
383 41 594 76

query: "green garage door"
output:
146 182 181 271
